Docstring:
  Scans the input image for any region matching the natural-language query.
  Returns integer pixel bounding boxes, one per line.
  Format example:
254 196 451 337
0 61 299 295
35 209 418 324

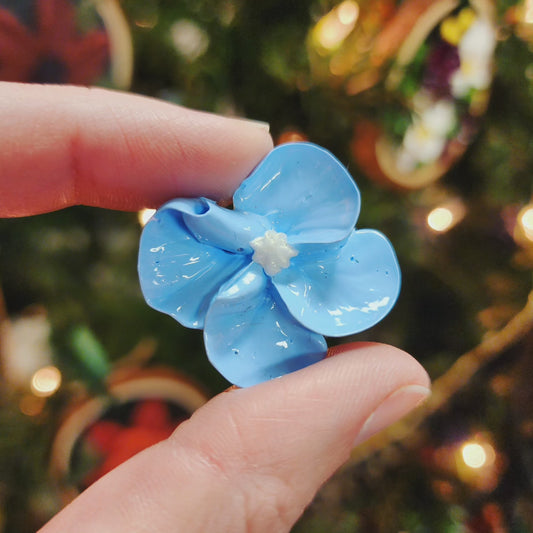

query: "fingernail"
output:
354 384 430 447
231 117 271 132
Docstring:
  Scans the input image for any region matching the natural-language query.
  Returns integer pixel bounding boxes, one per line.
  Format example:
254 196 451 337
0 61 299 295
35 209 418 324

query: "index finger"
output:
0 83 273 217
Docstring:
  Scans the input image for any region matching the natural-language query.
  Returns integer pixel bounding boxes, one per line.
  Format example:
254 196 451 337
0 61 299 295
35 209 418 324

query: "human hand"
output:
0 83 430 533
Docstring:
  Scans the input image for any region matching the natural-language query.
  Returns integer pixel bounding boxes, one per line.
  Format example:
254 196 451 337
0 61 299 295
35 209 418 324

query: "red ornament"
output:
82 399 181 487
50 367 208 502
131 399 173 431
0 0 109 84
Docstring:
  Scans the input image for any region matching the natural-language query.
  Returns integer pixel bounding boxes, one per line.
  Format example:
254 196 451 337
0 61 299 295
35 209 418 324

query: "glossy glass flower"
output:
138 143 400 387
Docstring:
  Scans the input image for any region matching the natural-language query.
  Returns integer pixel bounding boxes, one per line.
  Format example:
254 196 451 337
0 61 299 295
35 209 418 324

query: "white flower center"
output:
250 230 298 276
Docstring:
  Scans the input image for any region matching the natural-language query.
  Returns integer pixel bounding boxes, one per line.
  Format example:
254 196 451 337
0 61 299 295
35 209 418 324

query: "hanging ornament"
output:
50 365 208 503
338 0 497 189
0 0 132 88
307 0 396 94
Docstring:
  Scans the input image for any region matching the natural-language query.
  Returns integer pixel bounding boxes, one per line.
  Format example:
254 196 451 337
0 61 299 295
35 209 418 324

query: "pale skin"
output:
0 83 431 533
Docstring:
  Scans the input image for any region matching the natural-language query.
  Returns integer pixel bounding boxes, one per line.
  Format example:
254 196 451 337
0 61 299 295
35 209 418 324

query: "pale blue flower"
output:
138 143 400 387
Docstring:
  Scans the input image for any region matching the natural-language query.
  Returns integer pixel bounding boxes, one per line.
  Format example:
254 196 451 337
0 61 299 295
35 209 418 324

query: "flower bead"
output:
138 142 401 387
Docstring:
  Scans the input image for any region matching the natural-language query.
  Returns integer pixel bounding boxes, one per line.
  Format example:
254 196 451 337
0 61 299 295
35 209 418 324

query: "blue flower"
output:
138 143 400 387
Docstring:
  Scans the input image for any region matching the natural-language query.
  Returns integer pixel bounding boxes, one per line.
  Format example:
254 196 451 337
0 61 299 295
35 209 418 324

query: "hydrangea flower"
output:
138 143 400 387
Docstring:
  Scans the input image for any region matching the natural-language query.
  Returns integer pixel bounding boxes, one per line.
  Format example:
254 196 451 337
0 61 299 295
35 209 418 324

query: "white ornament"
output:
250 230 298 276
420 99 456 137
1 313 53 388
451 18 496 97
397 95 456 169
402 121 448 164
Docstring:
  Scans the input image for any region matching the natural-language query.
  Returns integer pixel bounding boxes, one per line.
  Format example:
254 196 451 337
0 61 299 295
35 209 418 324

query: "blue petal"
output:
273 230 401 337
138 199 248 329
233 143 360 244
181 198 267 253
204 263 327 387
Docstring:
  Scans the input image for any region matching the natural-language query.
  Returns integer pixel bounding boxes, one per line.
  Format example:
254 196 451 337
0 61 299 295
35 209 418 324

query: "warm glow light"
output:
461 440 497 470
513 204 533 247
170 19 209 61
455 436 499 489
313 1 359 52
138 208 156 227
337 1 359 25
318 21 344 50
520 206 533 240
426 199 466 233
525 0 533 24
461 442 487 468
427 207 454 232
31 366 62 397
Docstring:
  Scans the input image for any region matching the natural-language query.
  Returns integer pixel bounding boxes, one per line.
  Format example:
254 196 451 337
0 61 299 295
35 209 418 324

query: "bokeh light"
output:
138 208 156 227
30 366 62 398
312 1 359 53
519 205 533 241
461 442 487 469
427 207 454 232
426 199 466 233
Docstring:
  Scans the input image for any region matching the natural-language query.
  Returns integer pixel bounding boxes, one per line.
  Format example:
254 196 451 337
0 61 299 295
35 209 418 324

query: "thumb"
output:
40 343 430 533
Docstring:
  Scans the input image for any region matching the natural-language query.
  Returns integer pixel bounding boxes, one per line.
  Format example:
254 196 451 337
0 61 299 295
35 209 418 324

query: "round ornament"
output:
0 0 132 88
351 0 497 189
50 367 208 503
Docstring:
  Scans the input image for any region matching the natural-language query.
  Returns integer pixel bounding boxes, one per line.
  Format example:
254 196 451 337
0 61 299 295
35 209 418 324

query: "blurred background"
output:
1 0 533 531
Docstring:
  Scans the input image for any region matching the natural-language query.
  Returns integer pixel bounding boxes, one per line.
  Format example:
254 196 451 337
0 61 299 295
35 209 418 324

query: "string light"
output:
30 365 62 397
519 205 533 241
138 208 156 227
337 1 359 26
453 435 501 492
513 203 533 257
426 199 466 233
461 442 488 469
460 439 496 471
427 207 454 232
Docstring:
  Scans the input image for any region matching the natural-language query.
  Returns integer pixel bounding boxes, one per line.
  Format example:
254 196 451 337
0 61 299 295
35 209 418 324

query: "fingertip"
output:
327 341 431 390
39 342 430 533
0 84 274 216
